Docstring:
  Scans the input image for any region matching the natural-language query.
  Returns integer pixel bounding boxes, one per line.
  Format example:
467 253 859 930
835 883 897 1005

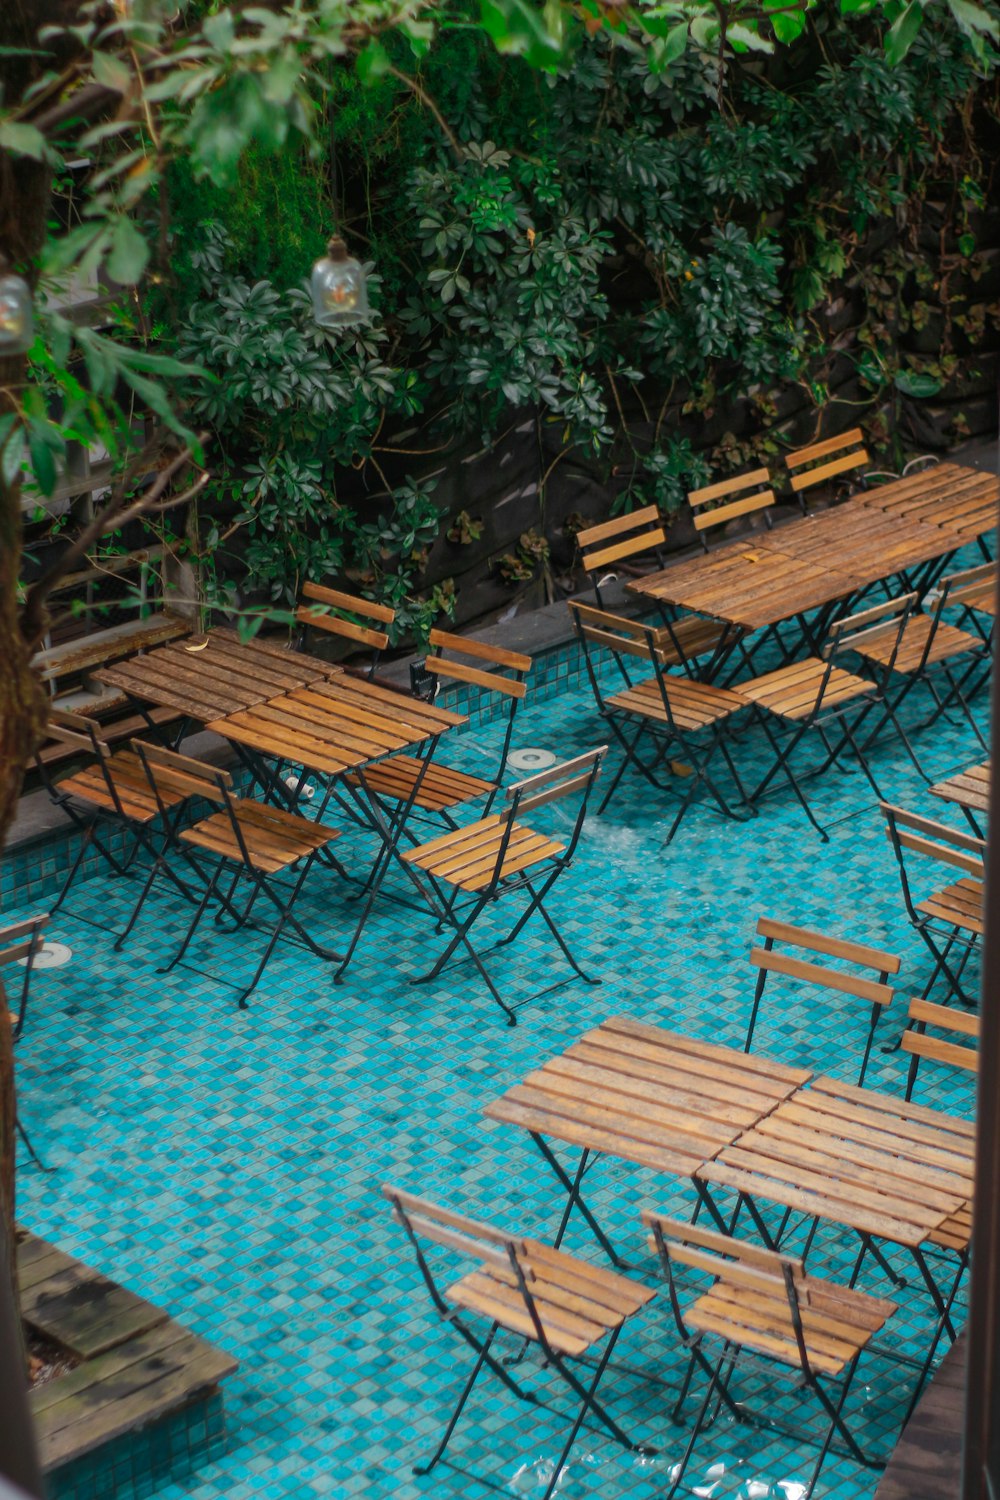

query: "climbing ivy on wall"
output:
160 6 1000 625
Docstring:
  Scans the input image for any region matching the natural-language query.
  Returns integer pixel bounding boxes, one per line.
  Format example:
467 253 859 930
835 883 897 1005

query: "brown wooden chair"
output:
852 567 991 759
743 917 899 1085
880 803 985 1007
384 1185 655 1500
575 508 733 673
687 467 776 550
785 427 870 513
349 630 531 824
129 741 343 1007
0 913 49 1041
568 602 749 841
901 996 979 1102
576 505 667 607
296 582 394 676
934 559 996 646
400 749 606 1023
740 593 919 839
37 709 198 913
642 1210 895 1500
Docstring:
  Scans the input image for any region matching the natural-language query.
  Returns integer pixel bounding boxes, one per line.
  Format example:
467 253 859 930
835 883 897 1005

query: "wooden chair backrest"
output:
687 468 775 544
576 506 667 577
785 427 870 497
880 803 986 880
902 997 980 1075
566 601 662 666
382 1184 517 1270
424 628 531 701
641 1209 804 1295
505 747 606 818
751 916 899 1011
296 582 394 652
825 591 916 667
43 707 111 759
131 740 232 805
932 561 997 612
0 914 49 969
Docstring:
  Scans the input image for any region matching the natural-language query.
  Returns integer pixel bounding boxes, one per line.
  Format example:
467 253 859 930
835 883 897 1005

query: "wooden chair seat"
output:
447 1238 653 1358
402 814 564 894
858 616 983 673
181 799 340 874
58 752 188 823
687 1273 893 1377
739 659 875 720
347 755 495 811
605 676 746 729
916 877 984 936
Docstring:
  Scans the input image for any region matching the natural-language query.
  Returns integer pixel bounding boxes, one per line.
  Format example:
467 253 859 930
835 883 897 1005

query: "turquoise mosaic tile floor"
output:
7 632 986 1500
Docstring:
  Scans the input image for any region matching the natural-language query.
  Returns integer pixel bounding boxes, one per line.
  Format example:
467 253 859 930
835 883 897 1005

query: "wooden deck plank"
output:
875 1331 966 1500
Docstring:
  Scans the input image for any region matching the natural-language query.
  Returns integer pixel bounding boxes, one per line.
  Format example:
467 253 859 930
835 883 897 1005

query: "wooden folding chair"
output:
37 709 199 914
575 510 732 673
880 803 985 1007
383 1185 655 1500
853 568 991 758
400 749 606 1023
785 427 870 513
350 629 531 825
901 996 979 1102
642 1211 895 1500
944 559 997 644
296 582 394 677
743 917 899 1086
577 505 667 607
568 602 748 841
0 914 49 1041
129 741 344 1007
741 593 919 839
895 998 976 1420
687 468 776 550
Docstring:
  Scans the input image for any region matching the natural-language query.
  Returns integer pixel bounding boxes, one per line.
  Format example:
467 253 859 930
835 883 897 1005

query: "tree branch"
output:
20 440 209 648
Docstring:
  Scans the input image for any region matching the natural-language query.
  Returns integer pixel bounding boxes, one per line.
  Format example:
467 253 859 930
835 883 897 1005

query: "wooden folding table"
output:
930 759 990 835
484 1015 812 1264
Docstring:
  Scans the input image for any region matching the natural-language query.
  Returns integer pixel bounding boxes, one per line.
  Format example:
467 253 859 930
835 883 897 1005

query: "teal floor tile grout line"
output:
5 592 987 1500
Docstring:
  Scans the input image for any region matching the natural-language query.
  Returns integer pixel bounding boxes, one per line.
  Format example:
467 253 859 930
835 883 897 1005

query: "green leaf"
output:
356 39 391 82
105 216 149 284
947 0 1000 40
894 369 942 397
764 0 808 43
1 429 25 487
885 1 923 65
91 49 132 93
0 119 47 160
27 426 58 494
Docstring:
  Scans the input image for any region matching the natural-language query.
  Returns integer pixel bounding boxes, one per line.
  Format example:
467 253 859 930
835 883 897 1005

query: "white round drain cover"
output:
18 941 73 970
508 747 557 772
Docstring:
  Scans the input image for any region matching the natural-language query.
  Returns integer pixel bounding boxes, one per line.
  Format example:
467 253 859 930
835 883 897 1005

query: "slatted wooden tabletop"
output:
857 461 1000 538
207 675 466 776
95 628 343 722
930 759 991 816
628 464 997 632
484 1016 813 1177
698 1074 975 1249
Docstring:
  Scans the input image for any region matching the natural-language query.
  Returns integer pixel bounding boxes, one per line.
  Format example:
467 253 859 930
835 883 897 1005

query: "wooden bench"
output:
19 1228 237 1475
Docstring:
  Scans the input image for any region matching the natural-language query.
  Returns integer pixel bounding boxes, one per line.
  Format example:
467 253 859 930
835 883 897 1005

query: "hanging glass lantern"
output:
310 236 369 330
0 267 33 354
